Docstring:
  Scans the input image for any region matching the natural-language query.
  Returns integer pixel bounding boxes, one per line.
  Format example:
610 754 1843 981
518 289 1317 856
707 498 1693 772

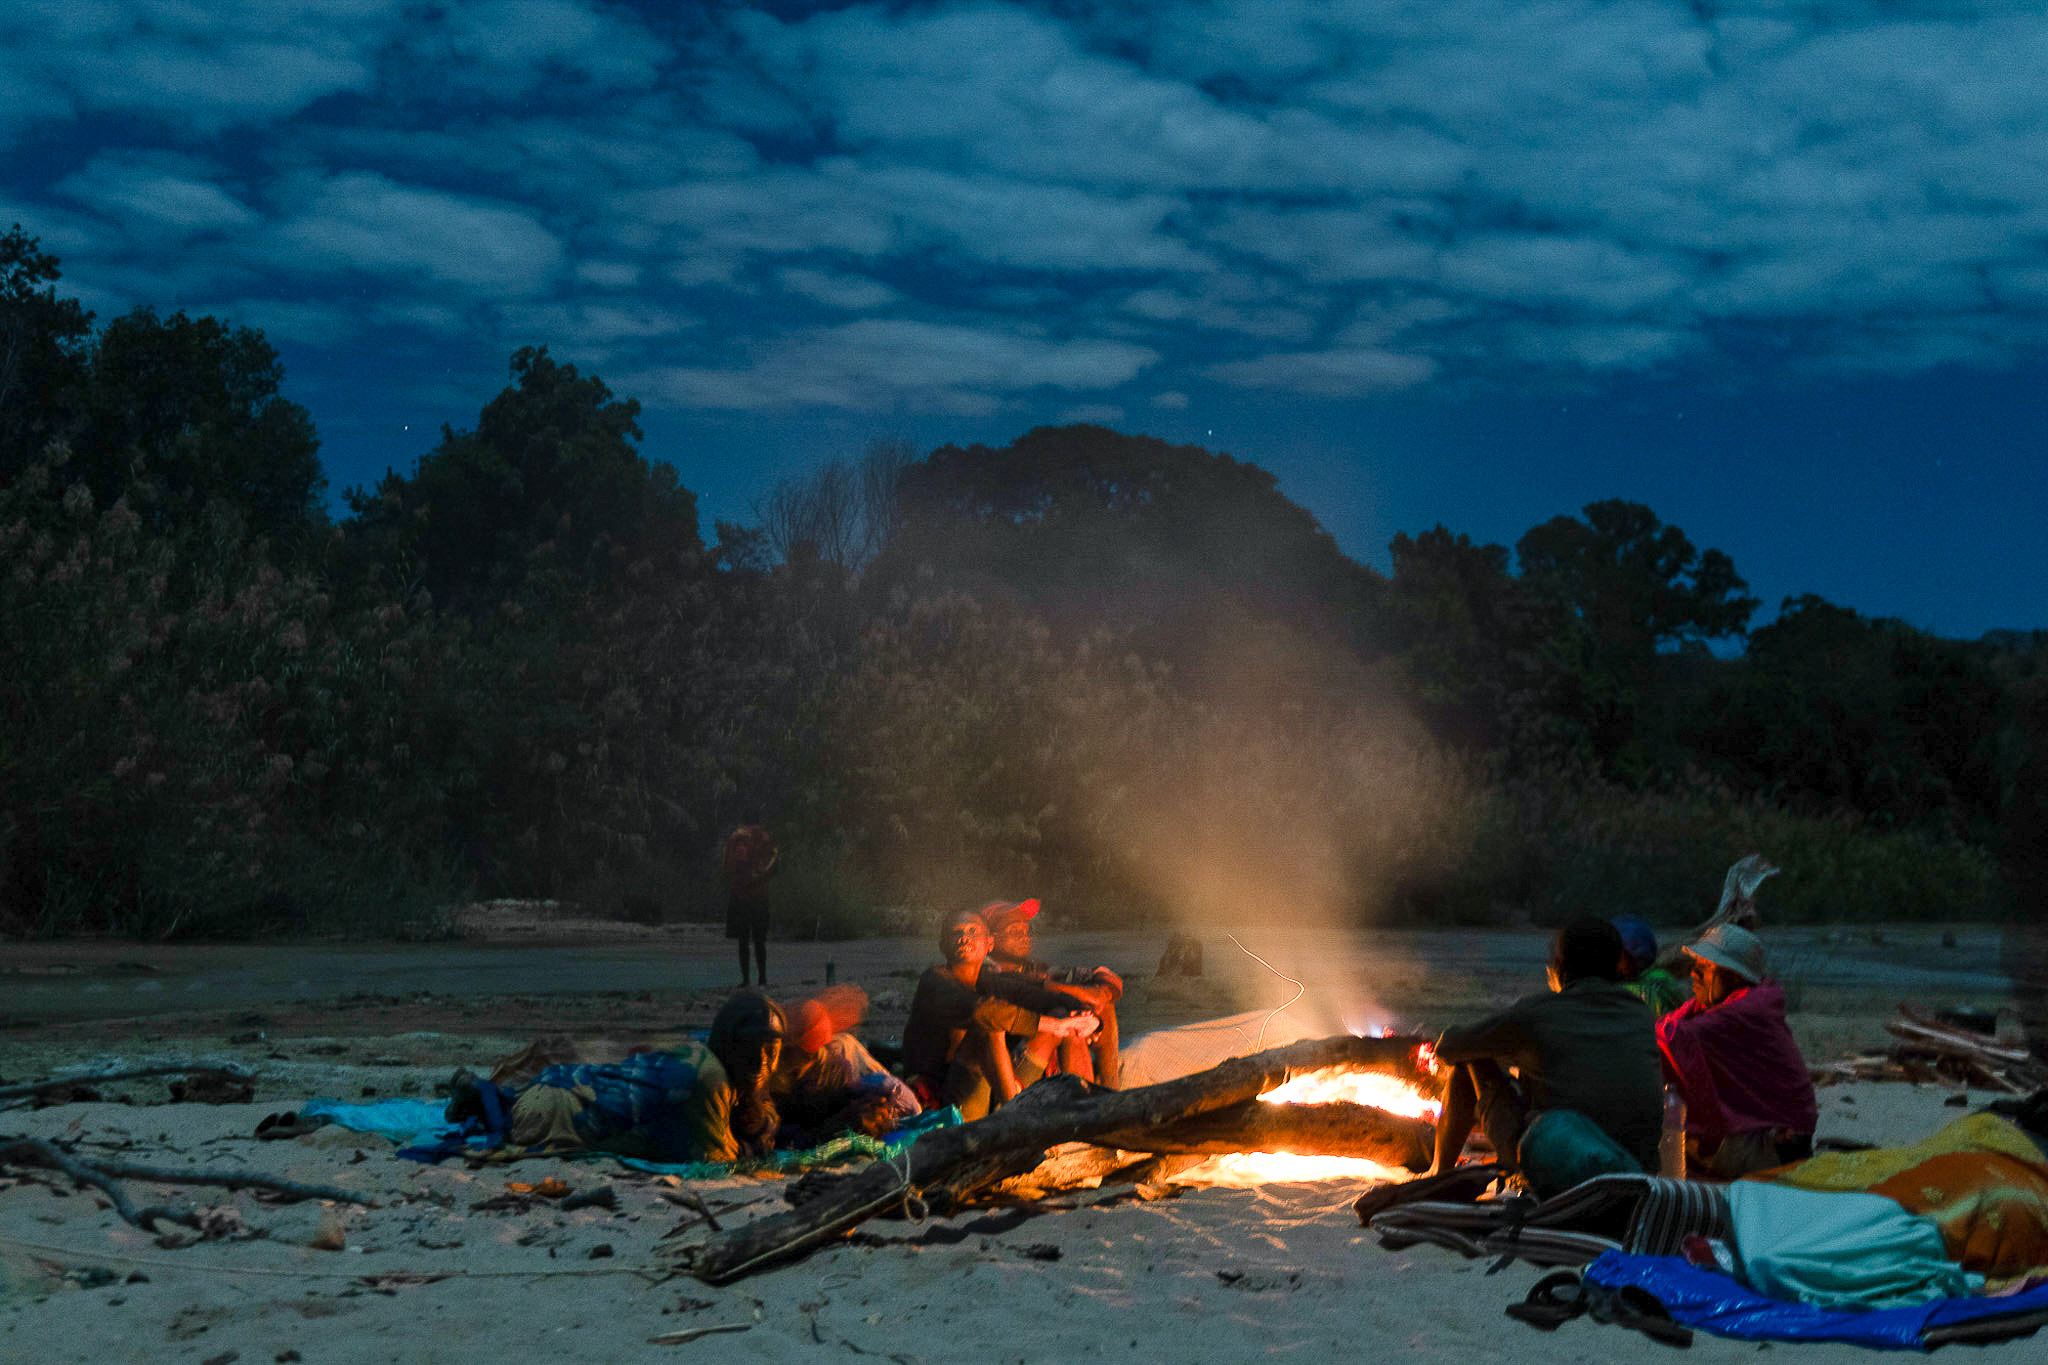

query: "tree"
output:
1687 594 2016 840
870 424 1383 671
344 346 698 612
74 309 325 542
758 436 913 574
0 224 93 478
1381 525 1594 763
1515 500 1758 769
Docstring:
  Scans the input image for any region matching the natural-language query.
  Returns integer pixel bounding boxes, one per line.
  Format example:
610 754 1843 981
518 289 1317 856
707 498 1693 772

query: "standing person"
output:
1426 917 1664 1195
1657 923 1818 1178
722 816 779 987
983 898 1124 1088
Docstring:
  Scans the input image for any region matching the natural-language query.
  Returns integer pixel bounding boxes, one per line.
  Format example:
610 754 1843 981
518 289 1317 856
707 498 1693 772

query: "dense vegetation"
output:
2 224 2039 940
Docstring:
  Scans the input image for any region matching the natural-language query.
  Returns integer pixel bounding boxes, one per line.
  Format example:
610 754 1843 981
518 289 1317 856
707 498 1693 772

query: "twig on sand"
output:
0 1065 254 1106
0 1138 374 1232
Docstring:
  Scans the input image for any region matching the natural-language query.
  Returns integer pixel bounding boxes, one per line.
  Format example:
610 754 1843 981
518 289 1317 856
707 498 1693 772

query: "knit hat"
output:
1611 914 1658 967
794 985 867 1054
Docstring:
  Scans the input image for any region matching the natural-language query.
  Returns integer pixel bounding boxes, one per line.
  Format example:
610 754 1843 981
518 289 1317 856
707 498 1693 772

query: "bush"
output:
1445 764 2011 929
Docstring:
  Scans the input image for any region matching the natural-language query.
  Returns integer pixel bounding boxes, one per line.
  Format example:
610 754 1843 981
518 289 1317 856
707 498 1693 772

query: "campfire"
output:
692 1034 1444 1283
1180 1040 1442 1186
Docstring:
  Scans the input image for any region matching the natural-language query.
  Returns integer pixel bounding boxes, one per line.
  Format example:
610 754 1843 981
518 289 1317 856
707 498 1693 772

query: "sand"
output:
2 1070 2040 1363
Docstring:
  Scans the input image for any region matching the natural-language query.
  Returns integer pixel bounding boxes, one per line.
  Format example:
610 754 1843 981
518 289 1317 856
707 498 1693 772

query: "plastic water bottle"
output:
1659 1085 1687 1178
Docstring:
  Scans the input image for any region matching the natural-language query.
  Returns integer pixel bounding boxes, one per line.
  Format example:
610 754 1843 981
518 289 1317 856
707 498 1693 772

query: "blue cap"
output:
1611 914 1658 966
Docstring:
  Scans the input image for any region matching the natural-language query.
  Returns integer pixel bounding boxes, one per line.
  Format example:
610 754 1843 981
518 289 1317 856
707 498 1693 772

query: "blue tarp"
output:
301 1095 962 1175
1585 1251 2048 1350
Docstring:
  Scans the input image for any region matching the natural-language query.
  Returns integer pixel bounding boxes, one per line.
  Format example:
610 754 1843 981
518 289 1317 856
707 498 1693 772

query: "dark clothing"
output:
721 824 777 983
722 824 778 899
1657 980 1817 1149
902 964 1080 1118
1435 978 1664 1175
901 965 1076 1082
724 893 770 940
991 954 1120 996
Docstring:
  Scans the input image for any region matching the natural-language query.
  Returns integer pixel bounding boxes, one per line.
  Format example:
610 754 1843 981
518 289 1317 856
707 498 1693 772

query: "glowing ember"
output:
1259 1067 1440 1120
1178 1064 1441 1187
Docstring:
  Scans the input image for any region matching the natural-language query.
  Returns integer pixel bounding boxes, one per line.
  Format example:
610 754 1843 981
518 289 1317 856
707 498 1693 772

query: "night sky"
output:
5 1 2045 638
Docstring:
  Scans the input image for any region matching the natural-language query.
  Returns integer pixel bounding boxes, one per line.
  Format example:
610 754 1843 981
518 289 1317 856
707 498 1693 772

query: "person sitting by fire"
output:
901 906 1099 1121
448 989 786 1163
1423 917 1664 1196
982 897 1125 1089
1657 923 1818 1178
773 984 922 1146
1613 914 1689 1017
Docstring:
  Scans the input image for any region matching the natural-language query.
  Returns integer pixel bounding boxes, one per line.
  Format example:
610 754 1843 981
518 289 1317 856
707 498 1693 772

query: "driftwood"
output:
0 1065 254 1107
1095 1098 1432 1168
690 1032 1421 1284
0 1138 374 1231
1815 1005 2048 1094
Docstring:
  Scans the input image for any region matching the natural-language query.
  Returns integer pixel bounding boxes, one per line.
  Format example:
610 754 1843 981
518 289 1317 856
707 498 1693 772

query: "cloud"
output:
1059 403 1124 424
497 299 697 351
273 173 565 298
779 267 899 310
1118 284 1318 341
55 155 258 238
11 0 2048 435
575 259 641 289
1 0 386 131
436 0 669 95
624 319 1157 414
1206 347 1436 397
1436 234 1691 313
1151 391 1189 410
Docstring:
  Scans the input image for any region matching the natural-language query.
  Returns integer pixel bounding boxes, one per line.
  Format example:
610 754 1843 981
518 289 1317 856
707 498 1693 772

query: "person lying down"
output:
448 990 786 1163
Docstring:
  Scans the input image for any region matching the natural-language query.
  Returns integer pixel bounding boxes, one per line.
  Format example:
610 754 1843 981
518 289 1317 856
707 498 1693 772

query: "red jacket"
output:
1657 981 1818 1143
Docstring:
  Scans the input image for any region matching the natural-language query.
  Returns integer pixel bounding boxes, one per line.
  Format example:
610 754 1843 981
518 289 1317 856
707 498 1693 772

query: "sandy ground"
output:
1 919 2039 1362
0 1081 2036 1363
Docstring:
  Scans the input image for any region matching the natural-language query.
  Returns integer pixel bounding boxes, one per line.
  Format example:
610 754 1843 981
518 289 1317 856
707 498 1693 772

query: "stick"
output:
688 1032 1418 1284
0 1139 374 1231
0 1065 254 1105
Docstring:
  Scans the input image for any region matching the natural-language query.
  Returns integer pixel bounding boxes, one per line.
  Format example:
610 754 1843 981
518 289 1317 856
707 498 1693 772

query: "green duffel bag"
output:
1517 1108 1642 1200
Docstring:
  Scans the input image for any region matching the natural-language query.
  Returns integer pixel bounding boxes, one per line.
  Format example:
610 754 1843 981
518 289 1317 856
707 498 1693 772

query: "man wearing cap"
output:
902 907 1099 1120
983 898 1125 1089
1657 924 1818 1178
1613 914 1689 1017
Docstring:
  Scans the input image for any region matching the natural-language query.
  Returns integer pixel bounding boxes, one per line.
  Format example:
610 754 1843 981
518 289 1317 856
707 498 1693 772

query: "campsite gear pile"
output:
1361 1102 2048 1351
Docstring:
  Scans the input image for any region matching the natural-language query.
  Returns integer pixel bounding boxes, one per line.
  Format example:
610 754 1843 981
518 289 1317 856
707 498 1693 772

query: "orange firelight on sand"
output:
1179 1038 1442 1187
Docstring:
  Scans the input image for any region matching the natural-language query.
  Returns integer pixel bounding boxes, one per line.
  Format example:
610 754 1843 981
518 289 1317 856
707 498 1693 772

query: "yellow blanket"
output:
1760 1114 2048 1280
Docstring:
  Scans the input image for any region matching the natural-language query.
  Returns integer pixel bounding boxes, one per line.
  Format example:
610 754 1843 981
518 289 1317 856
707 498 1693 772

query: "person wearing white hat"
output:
1656 924 1818 1178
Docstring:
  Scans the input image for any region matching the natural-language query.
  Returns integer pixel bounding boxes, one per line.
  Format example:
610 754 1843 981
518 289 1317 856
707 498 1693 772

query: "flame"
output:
1176 1063 1441 1187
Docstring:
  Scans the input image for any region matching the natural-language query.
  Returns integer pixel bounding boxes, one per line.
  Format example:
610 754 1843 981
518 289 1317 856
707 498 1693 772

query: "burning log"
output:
1092 1098 1432 1169
688 1032 1422 1284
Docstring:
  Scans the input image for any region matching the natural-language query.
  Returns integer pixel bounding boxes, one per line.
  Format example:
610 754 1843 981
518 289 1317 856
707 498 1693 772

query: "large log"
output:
1094 1098 1433 1169
689 1033 1420 1284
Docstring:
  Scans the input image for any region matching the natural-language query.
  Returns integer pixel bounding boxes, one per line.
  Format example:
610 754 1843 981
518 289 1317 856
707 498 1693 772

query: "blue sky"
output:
4 1 2045 637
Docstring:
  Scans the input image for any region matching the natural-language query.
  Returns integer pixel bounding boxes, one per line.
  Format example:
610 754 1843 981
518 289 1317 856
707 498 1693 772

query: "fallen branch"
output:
0 1138 374 1232
1092 1098 1433 1168
0 1065 254 1106
689 1032 1419 1284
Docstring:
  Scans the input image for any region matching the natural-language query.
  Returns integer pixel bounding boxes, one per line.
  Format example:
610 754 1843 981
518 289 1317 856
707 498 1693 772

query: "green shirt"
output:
1435 977 1664 1173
